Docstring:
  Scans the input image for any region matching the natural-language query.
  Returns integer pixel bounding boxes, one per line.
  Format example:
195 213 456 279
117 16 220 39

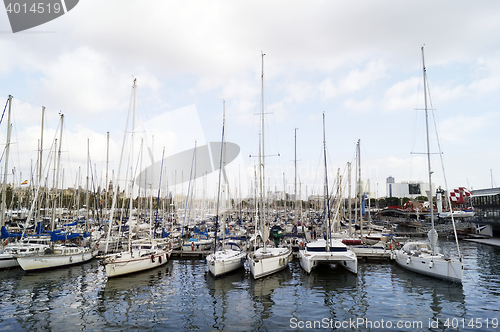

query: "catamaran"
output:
299 113 357 274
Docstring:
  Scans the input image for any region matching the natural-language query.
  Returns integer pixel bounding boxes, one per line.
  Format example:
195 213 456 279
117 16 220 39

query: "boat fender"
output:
406 258 411 265
4 239 7 246
389 244 393 250
170 242 173 249
151 254 155 263
429 261 434 269
159 255 162 264
191 242 195 251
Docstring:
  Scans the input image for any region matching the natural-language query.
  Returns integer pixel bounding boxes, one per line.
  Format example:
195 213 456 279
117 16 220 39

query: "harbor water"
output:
1 239 499 331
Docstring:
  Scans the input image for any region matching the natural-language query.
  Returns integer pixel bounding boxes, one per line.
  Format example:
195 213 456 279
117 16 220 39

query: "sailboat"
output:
0 95 19 269
102 79 172 278
1 233 52 269
16 113 98 272
206 101 246 277
391 47 463 283
299 113 357 274
247 52 292 279
180 141 214 252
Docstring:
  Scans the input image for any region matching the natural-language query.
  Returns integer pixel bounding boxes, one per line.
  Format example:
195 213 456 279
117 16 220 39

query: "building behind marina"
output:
386 176 435 199
471 187 500 235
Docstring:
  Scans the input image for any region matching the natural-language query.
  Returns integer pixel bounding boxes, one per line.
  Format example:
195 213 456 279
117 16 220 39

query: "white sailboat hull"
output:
299 239 358 274
17 247 98 271
392 249 463 283
299 250 358 274
207 249 245 277
1 235 53 269
0 252 19 269
247 247 292 279
104 248 172 278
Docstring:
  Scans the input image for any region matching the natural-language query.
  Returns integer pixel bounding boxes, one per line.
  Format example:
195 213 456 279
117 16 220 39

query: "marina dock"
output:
172 250 211 259
464 237 500 247
171 248 392 260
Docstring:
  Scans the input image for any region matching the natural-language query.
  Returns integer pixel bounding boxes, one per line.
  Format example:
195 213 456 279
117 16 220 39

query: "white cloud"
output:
282 81 316 104
383 77 420 112
469 76 500 94
318 60 387 101
343 98 374 113
1 0 500 195
34 47 131 118
438 113 498 144
340 61 387 93
318 78 338 100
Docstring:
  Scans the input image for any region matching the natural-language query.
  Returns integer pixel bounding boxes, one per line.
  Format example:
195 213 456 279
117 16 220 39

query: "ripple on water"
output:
0 239 499 331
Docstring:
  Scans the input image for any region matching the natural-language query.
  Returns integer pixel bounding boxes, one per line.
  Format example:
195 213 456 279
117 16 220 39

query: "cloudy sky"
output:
0 0 499 201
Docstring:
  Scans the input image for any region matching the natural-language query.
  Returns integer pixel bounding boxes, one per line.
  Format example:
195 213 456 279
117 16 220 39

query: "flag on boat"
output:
21 180 28 185
449 187 472 203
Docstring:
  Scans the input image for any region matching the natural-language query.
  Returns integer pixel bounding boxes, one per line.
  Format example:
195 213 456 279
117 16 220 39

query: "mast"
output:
253 165 258 250
336 169 341 233
154 147 165 239
86 138 89 223
214 100 225 254
151 135 154 236
128 78 137 247
283 173 286 222
322 112 330 249
0 95 12 228
348 162 352 237
76 167 81 216
105 131 109 216
51 113 64 232
139 138 143 218
259 51 267 251
357 139 362 240
39 106 45 188
294 128 298 223
422 46 436 255
104 79 135 253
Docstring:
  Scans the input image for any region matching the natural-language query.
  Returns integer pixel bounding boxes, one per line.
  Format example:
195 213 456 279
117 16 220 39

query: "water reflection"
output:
297 261 359 326
0 240 498 332
98 260 173 331
12 260 101 332
249 265 293 331
476 244 500 294
205 268 247 331
395 264 466 323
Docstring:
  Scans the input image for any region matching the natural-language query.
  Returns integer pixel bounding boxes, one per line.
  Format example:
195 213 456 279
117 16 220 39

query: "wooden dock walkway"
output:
464 237 500 247
171 248 392 260
171 250 210 259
